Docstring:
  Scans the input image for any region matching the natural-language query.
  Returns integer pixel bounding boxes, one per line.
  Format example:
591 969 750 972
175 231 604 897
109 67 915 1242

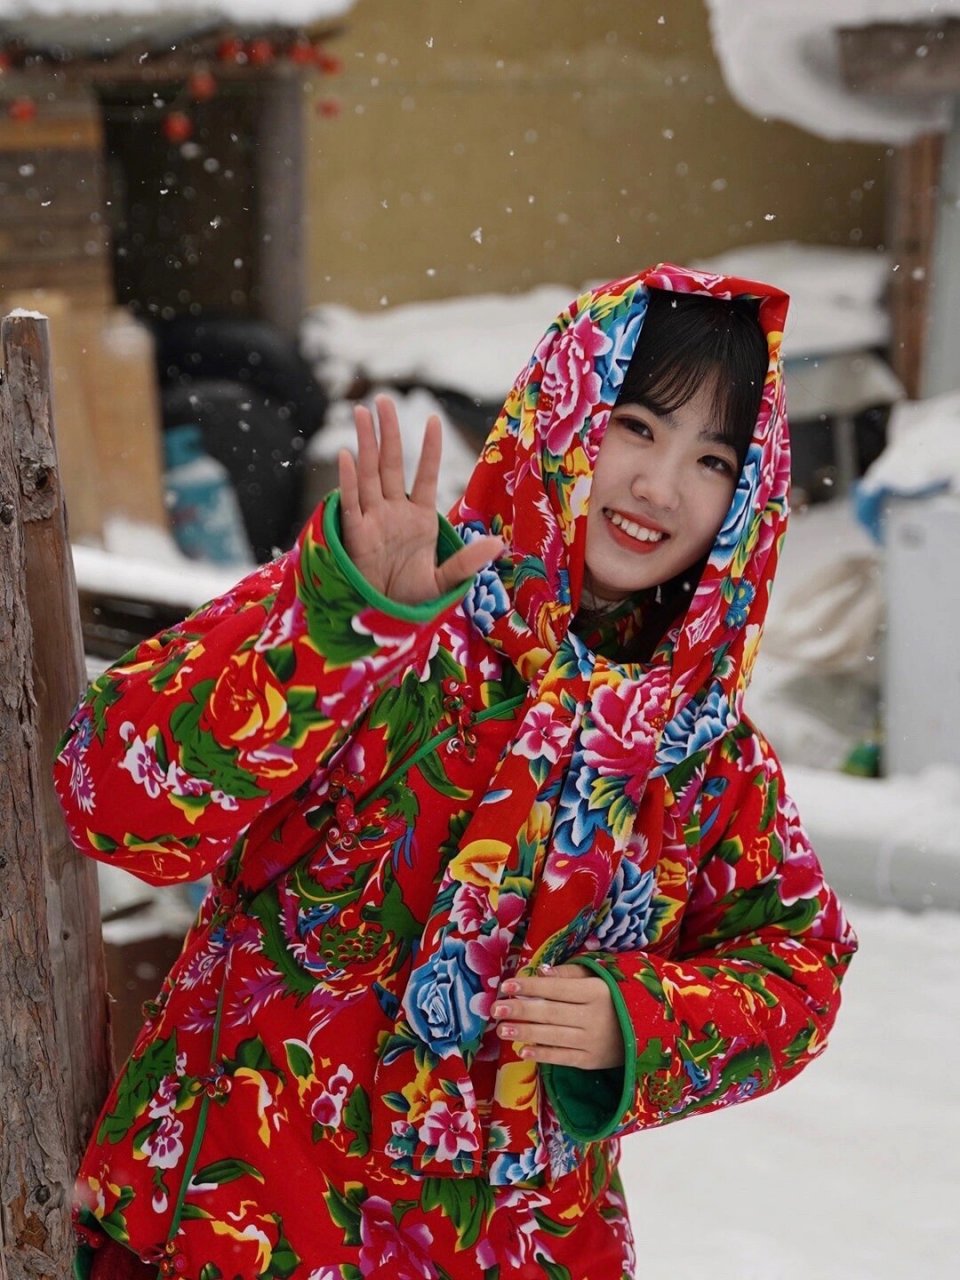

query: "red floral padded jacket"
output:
56 266 857 1280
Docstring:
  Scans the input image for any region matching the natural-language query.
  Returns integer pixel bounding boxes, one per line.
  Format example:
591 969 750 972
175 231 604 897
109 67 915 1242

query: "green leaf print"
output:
170 682 269 798
97 1037 176 1144
784 1020 817 1064
88 831 120 853
298 536 379 665
262 1219 301 1279
148 647 194 693
707 880 818 940
419 1178 494 1251
90 674 123 742
283 686 333 747
232 1036 276 1073
190 1158 265 1189
283 1040 314 1081
264 645 296 683
198 1265 223 1280
532 1210 577 1238
535 1256 572 1280
323 1178 366 1247
635 1037 671 1077
344 1085 372 1157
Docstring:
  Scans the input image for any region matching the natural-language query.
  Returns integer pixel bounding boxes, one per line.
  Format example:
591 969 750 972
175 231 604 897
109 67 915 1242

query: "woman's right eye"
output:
615 415 653 439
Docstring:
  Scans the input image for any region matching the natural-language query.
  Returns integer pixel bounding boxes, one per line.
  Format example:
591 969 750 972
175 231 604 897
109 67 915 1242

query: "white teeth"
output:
608 511 665 543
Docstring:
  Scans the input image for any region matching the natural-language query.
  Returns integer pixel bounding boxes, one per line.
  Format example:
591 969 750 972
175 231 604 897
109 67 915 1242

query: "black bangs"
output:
617 289 769 469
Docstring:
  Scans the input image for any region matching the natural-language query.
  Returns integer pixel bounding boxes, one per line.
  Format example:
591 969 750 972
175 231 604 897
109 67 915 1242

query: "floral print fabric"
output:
57 264 856 1280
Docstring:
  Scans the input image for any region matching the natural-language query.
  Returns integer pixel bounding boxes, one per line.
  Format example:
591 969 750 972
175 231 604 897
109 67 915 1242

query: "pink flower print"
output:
317 657 378 717
449 882 489 936
418 1098 480 1163
778 801 825 906
582 681 663 800
147 1073 180 1119
119 726 167 799
311 1063 354 1130
143 1112 184 1170
513 702 570 765
358 1196 437 1280
253 594 306 652
465 927 512 1019
310 1090 345 1128
537 312 611 456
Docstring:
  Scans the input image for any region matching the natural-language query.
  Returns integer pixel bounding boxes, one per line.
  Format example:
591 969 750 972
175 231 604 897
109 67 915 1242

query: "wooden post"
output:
0 312 112 1279
886 133 943 399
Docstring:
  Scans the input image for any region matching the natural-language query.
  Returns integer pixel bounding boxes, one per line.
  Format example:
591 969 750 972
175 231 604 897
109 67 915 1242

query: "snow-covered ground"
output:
619 901 960 1279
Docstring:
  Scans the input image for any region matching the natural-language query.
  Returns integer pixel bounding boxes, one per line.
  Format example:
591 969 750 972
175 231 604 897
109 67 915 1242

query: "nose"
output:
631 457 681 512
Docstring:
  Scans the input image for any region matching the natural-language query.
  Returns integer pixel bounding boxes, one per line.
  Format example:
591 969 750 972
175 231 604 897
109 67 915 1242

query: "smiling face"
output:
583 378 739 603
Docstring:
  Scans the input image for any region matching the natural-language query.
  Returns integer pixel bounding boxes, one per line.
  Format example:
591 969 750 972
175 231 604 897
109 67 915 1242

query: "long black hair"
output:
577 287 770 661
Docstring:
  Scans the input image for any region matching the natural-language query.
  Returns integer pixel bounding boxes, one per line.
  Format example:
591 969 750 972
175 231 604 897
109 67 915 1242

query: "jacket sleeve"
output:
53 491 470 886
543 723 858 1141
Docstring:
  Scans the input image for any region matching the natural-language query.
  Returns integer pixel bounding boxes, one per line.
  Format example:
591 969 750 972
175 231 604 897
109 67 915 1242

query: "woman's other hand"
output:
338 394 503 605
492 964 625 1069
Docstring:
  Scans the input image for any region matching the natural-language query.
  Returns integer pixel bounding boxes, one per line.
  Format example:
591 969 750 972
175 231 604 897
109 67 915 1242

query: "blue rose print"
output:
403 934 486 1058
593 860 658 950
654 683 732 774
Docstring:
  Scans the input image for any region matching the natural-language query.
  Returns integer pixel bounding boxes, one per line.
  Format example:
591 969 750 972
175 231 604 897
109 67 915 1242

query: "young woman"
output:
56 264 857 1280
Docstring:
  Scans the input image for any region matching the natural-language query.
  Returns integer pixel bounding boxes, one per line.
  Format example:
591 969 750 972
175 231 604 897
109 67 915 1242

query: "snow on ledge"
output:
705 0 960 144
0 1 353 21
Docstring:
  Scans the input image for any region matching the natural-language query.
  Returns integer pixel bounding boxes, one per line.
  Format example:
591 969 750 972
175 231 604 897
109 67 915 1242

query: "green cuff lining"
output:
322 489 471 622
541 955 637 1142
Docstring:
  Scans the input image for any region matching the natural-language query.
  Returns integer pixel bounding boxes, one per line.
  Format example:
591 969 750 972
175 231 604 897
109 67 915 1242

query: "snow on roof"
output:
0 2 354 54
705 0 960 143
0 1 351 20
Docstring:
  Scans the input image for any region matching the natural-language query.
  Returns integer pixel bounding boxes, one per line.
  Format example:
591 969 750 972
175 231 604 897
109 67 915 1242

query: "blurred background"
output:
2 2 957 1276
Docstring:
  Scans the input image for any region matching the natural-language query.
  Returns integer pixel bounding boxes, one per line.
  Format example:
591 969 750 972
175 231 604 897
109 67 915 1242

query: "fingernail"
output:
500 1024 517 1039
501 980 519 995
492 1004 508 1019
539 963 552 974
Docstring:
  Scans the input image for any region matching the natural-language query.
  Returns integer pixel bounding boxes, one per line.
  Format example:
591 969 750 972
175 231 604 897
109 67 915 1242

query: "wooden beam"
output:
838 19 960 94
885 133 943 399
0 312 112 1279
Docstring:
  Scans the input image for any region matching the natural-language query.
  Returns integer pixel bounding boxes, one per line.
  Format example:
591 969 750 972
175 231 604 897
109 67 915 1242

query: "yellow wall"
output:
305 0 889 309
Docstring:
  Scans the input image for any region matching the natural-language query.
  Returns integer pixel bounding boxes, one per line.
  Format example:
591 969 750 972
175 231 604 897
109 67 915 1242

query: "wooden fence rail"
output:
0 311 111 1280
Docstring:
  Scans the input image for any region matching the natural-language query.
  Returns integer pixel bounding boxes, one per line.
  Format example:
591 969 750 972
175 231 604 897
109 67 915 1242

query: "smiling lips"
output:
604 508 668 553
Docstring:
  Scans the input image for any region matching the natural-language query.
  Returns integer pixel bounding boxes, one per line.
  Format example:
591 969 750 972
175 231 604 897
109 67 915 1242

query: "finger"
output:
497 1019 585 1051
434 535 504 595
518 1045 595 1067
373 395 407 501
494 998 591 1030
353 403 383 510
499 975 601 1005
409 415 442 508
338 448 360 521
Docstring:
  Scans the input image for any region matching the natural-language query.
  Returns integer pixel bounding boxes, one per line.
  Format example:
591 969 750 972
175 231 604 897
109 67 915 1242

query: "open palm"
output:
337 395 502 606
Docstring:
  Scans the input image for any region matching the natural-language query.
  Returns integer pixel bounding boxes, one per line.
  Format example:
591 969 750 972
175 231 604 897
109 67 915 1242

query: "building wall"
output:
304 0 889 309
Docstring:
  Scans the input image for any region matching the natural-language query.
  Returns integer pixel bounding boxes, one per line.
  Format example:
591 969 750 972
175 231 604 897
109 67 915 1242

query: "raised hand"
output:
337 395 503 606
492 964 625 1069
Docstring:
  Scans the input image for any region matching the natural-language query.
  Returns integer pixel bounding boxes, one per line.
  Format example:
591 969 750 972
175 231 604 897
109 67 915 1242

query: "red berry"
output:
288 38 317 66
188 69 217 102
217 36 245 64
8 96 37 123
316 50 344 75
163 111 193 144
247 38 275 67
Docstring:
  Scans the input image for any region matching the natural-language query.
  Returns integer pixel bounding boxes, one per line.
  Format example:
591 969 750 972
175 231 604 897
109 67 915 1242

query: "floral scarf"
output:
370 263 790 1184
